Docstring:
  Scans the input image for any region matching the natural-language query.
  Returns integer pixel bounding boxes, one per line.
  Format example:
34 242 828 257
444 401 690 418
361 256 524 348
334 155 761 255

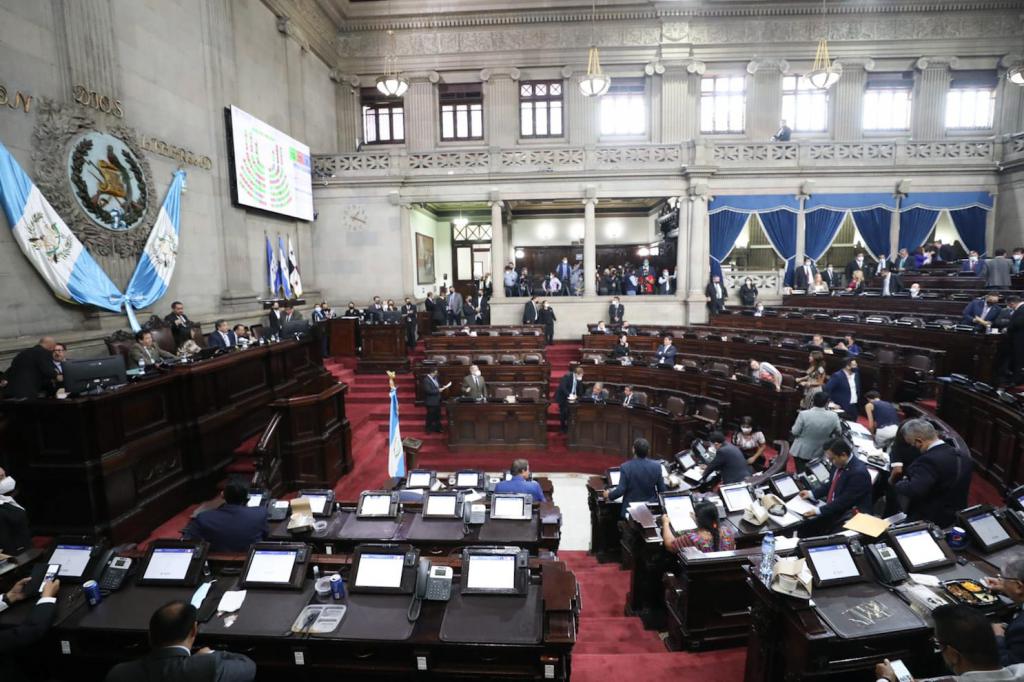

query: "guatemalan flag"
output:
123 170 186 330
388 384 405 478
0 140 123 313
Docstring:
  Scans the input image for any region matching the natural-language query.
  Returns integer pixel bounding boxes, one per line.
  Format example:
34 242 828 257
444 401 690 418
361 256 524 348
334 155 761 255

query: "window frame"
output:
780 76 829 133
599 77 648 137
439 83 485 142
519 80 564 139
945 78 996 131
360 89 405 145
699 75 747 134
862 73 914 133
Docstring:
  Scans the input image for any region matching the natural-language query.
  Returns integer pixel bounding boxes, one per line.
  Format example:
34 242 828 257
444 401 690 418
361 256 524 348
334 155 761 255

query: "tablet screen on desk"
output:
677 453 695 470
966 512 1010 548
663 495 696 533
359 494 394 517
465 554 516 591
354 553 405 589
457 472 481 488
301 495 328 515
808 461 830 483
720 484 754 514
806 544 860 582
245 550 297 585
607 469 621 486
425 494 457 517
771 474 800 500
49 545 92 578
246 493 263 508
143 548 194 582
407 471 432 488
894 529 946 569
491 495 529 520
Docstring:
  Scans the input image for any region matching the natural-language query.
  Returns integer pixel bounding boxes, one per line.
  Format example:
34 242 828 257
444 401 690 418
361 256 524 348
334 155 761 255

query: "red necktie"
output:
826 467 843 503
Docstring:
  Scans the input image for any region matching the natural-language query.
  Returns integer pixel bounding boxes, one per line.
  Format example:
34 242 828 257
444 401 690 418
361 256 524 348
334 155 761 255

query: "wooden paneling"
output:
446 400 548 450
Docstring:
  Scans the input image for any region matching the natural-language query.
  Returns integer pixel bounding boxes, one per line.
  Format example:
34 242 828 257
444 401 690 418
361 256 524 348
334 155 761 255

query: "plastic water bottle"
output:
759 532 776 585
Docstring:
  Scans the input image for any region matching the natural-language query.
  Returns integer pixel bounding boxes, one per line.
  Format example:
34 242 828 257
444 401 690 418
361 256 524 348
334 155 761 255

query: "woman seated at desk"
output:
809 273 830 294
732 416 767 470
661 500 736 553
610 334 630 360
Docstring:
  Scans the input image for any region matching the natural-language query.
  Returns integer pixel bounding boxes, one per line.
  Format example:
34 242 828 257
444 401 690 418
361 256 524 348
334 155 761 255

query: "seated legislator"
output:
0 575 60 682
493 459 545 503
986 557 1024 666
182 483 268 553
620 385 637 407
796 438 872 538
586 382 608 402
732 416 768 470
3 336 58 399
824 357 860 418
0 468 31 555
790 392 842 471
700 431 752 485
661 499 736 554
834 334 861 356
610 334 631 360
603 438 665 516
129 330 175 366
461 364 487 401
594 321 611 335
892 418 972 528
962 294 1003 332
105 601 256 682
619 320 637 336
206 320 237 349
908 282 923 299
654 335 677 367
163 301 192 349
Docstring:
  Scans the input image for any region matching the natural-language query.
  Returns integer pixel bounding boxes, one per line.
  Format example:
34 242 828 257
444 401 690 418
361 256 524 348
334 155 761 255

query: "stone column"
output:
279 20 307 143
490 192 506 301
481 68 520 148
583 194 597 296
331 71 361 153
795 195 808 268
661 60 705 144
564 67 599 146
675 197 691 300
986 194 998 256
746 59 788 141
686 181 711 323
890 193 902 260
405 71 440 152
395 195 414 295
998 55 1024 137
832 59 873 140
913 57 958 141
55 0 122 98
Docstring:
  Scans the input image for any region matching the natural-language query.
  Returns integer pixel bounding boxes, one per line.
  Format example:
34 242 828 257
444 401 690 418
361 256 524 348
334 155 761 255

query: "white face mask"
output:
472 370 481 377
0 476 15 496
741 427 752 434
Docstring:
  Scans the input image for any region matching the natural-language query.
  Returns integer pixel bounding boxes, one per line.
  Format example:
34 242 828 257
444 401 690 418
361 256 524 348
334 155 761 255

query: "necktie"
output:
571 377 576 397
826 467 843 503
624 395 630 406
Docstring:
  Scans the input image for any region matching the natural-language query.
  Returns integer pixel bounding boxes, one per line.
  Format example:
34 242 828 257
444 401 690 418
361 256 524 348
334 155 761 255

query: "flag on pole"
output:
287 236 303 297
266 234 277 296
277 235 293 299
387 384 405 478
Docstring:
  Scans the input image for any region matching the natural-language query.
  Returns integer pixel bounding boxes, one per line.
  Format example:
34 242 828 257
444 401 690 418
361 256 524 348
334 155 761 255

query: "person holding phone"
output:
0 574 61 673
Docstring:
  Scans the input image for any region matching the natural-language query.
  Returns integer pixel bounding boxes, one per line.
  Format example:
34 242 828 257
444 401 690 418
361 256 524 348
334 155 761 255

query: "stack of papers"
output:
784 496 820 517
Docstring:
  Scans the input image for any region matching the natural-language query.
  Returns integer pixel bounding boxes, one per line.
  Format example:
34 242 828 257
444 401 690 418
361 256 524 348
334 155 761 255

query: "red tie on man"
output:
826 467 843 503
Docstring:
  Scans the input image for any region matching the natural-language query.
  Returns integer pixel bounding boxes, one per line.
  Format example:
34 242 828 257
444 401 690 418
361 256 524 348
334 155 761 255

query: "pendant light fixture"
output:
453 211 469 229
376 3 408 97
805 0 841 90
579 0 611 97
1009 64 1024 86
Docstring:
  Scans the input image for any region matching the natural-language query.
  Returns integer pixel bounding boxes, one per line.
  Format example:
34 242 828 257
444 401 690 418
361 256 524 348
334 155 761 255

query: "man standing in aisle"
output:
401 297 418 348
422 368 450 433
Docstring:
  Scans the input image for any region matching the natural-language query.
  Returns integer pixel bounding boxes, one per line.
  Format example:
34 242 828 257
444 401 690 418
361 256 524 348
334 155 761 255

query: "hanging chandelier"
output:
804 0 841 90
376 29 408 97
452 213 469 229
579 1 611 97
1009 64 1024 86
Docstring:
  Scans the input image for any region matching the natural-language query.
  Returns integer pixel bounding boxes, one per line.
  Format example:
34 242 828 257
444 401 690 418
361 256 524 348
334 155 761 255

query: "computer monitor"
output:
691 441 709 464
349 544 418 594
660 492 696 534
406 470 435 489
490 494 532 521
888 523 955 572
357 491 400 519
769 474 801 500
137 540 208 587
800 537 864 587
460 547 529 596
720 484 754 514
676 452 696 470
606 467 621 487
454 470 485 489
297 489 334 516
423 492 462 519
47 544 94 580
64 356 127 395
279 320 309 338
807 459 831 485
239 542 309 589
957 507 1014 554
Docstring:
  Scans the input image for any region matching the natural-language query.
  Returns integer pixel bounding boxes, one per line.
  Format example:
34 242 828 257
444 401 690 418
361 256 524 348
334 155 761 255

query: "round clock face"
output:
343 205 367 231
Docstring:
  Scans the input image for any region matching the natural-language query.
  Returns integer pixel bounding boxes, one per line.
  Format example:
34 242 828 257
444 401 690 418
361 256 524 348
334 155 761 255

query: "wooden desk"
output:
446 400 549 450
783 293 966 316
358 323 409 373
0 338 329 542
425 335 546 353
569 402 698 460
413 362 551 405
937 380 1024 490
323 316 359 356
269 381 352 490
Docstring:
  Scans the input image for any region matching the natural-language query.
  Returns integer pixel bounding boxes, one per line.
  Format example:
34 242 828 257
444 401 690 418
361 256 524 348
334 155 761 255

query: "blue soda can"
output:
330 574 345 599
83 580 102 606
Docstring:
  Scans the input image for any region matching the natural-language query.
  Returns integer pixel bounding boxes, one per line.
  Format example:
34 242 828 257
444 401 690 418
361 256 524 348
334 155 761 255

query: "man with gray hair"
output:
985 557 1024 666
3 337 59 399
891 418 971 528
493 459 545 503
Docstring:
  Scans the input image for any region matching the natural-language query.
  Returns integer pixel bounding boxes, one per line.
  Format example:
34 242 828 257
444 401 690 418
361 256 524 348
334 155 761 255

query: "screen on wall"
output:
226 105 314 221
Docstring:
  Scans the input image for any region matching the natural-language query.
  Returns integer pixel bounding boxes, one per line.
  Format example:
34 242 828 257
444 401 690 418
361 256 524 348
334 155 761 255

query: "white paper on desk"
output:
785 496 820 516
773 511 803 528
775 536 800 552
909 573 942 588
463 491 486 504
683 469 704 483
217 590 247 613
627 502 647 514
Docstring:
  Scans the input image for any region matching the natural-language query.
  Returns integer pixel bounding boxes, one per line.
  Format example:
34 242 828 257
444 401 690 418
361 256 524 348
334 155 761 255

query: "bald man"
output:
4 337 59 399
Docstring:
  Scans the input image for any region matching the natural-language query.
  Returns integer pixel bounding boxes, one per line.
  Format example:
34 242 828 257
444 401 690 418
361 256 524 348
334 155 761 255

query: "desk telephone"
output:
867 542 909 585
97 556 133 592
407 559 453 621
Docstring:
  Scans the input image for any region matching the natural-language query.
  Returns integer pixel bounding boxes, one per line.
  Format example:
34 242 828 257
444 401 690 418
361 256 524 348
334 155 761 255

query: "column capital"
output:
329 70 360 87
406 70 441 84
663 59 706 76
915 56 959 71
689 182 710 202
582 197 599 207
275 16 310 52
747 58 790 75
1000 53 1023 69
644 60 666 76
835 57 875 72
479 67 521 82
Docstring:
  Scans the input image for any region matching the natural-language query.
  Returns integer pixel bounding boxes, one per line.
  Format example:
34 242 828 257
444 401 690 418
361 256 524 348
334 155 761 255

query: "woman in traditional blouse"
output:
661 500 737 553
732 416 768 470
797 350 827 408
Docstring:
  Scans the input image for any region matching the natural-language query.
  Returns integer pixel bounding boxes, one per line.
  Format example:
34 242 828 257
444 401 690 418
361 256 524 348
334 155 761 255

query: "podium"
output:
323 317 359 356
358 323 409 373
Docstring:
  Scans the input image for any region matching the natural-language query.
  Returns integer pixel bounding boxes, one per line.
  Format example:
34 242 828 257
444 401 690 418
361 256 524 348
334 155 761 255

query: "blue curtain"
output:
804 208 846 262
759 210 798 286
898 208 940 252
709 210 748 280
851 208 893 259
949 207 989 255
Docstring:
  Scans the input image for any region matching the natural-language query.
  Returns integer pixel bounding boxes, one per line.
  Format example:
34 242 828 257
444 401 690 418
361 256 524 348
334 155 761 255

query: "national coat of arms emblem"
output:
67 132 149 231
26 212 74 263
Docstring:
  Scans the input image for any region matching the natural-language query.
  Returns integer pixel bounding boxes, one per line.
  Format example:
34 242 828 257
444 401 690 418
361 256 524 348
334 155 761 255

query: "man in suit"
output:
367 296 385 323
603 438 665 517
401 297 418 348
445 288 464 326
281 305 302 325
267 300 283 336
522 296 539 324
3 337 59 399
824 357 861 418
555 366 584 432
984 248 1014 289
962 250 984 274
820 263 840 290
797 438 872 537
705 276 727 313
700 431 751 485
790 392 841 470
430 291 447 329
556 257 572 296
105 601 256 682
655 335 677 367
936 239 956 262
845 251 868 282
608 297 624 324
0 575 60 682
493 458 545 503
988 557 1024 666
130 330 176 366
962 294 1002 330
794 258 818 291
893 248 913 272
207 320 237 349
1014 249 1024 274
422 369 449 433
879 269 904 296
52 342 66 378
621 385 636 407
503 265 518 297
619 320 637 336
891 418 971 528
586 382 608 402
164 301 192 348
182 483 268 553
461 365 487 401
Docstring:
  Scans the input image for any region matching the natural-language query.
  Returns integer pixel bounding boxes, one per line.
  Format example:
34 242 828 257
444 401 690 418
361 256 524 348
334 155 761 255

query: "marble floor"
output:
538 471 593 551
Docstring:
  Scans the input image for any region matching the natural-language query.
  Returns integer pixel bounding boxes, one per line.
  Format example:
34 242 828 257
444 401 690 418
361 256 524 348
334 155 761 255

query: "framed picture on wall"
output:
416 233 435 285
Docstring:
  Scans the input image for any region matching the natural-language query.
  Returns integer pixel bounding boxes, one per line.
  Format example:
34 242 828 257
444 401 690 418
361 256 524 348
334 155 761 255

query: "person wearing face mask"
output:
739 278 759 306
461 364 487 402
985 248 1014 289
311 302 327 323
796 438 872 538
794 258 817 291
595 321 610 335
824 357 861 419
539 300 557 345
962 294 1003 332
732 416 767 470
611 334 631 361
608 297 624 325
700 431 751 485
962 249 984 274
0 468 30 555
401 297 417 348
821 263 840 290
752 303 766 317
705 275 728 313
1012 248 1024 275
555 366 584 433
891 418 972 528
844 251 867 284
908 282 922 298
657 268 674 295
556 257 571 296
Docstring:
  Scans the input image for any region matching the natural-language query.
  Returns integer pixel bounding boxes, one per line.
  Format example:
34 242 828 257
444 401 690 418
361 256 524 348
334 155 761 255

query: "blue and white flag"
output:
266 234 277 296
277 235 293 299
287 236 303 297
123 170 186 328
0 141 124 313
388 386 405 478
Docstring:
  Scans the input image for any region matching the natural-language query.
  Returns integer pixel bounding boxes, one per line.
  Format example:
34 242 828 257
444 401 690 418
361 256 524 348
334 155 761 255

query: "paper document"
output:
784 496 819 516
773 511 803 527
191 580 215 609
217 590 247 613
775 536 800 552
909 573 942 587
843 513 891 538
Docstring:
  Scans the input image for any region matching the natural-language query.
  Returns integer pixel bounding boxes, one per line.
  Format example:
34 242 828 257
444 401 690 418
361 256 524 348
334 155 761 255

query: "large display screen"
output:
228 105 313 221
806 544 860 581
143 548 194 582
465 554 516 591
354 553 405 589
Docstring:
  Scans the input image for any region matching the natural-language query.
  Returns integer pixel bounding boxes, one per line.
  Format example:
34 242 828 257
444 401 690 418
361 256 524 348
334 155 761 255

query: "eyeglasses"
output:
931 637 947 654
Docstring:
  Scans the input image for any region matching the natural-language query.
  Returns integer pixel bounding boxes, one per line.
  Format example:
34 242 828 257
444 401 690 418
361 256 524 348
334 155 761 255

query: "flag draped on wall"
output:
388 384 405 478
287 236 303 297
123 170 186 321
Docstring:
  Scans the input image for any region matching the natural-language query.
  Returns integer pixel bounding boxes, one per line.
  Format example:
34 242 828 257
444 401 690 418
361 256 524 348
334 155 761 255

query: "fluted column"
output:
662 60 705 144
405 72 440 152
57 0 122 98
795 195 808 267
331 72 361 152
481 68 520 148
832 59 873 140
396 195 414 295
675 198 690 301
490 193 506 301
747 59 788 140
686 181 711 323
564 67 599 146
998 55 1024 137
583 195 597 296
278 20 307 143
914 57 957 140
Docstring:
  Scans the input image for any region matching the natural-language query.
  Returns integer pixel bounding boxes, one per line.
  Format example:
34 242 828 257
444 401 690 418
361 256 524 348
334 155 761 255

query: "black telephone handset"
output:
408 559 453 621
867 542 909 585
97 555 133 593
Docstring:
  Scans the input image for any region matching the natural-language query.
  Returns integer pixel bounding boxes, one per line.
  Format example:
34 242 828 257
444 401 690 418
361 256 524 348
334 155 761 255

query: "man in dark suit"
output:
367 296 385 323
608 297 624 324
879 269 905 296
207 320 237 349
961 295 1002 331
555 366 584 432
700 432 751 485
820 263 840 290
401 297 418 348
845 252 868 282
892 418 972 528
556 257 572 296
871 253 893 277
893 248 913 272
281 305 302 325
619 320 637 336
705 276 727 313
0 575 60 681
794 258 818 291
962 250 984 274
164 301 192 348
522 296 539 324
3 337 59 399
585 382 608 402
797 438 873 537
182 483 268 553
989 557 1024 666
422 369 449 433
824 357 861 418
460 365 487 401
267 301 283 336
445 289 464 326
1004 296 1024 384
429 292 447 329
603 438 665 517
936 239 956 262
104 601 255 682
654 335 677 367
